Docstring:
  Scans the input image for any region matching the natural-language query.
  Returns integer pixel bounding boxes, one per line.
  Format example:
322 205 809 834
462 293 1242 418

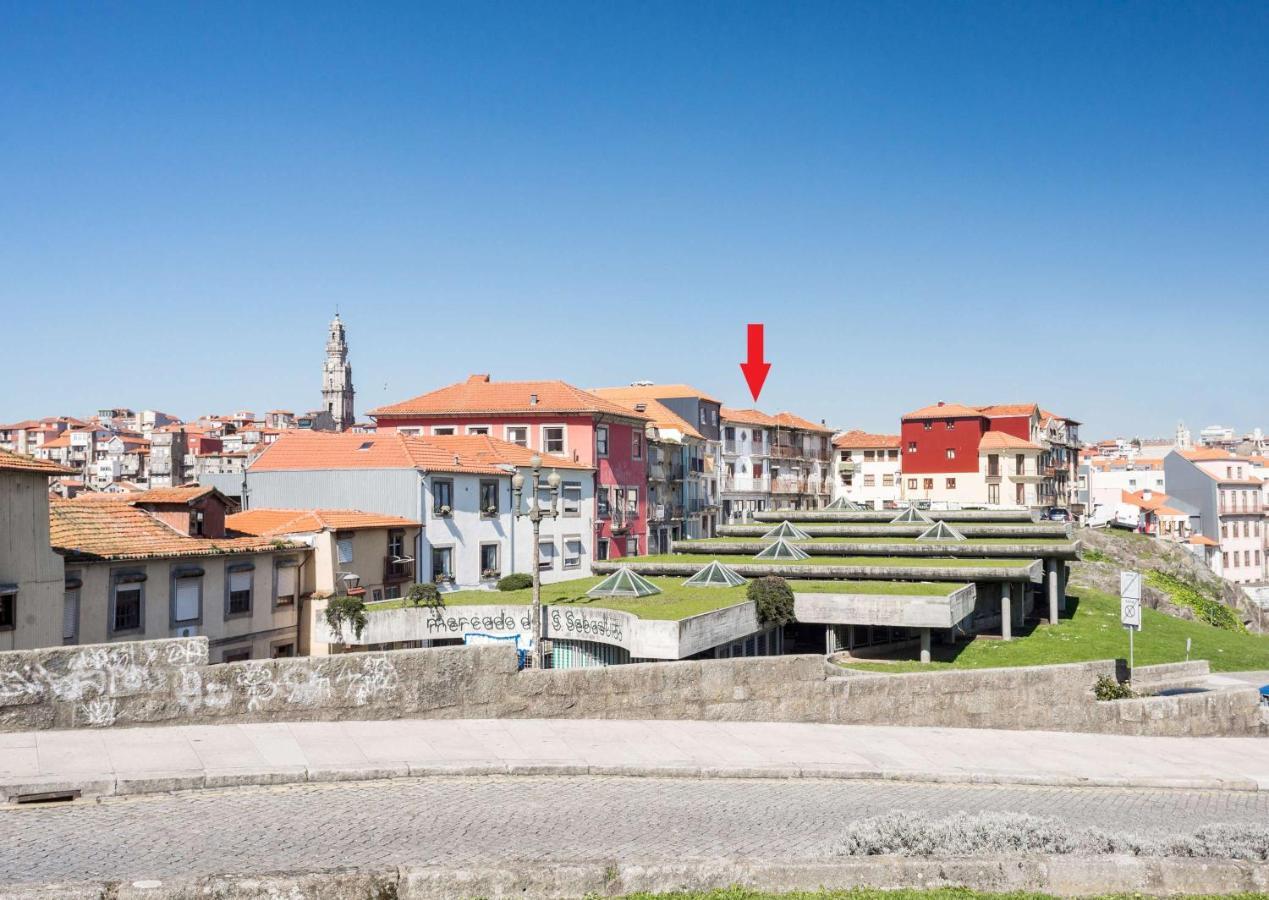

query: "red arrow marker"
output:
739 323 771 402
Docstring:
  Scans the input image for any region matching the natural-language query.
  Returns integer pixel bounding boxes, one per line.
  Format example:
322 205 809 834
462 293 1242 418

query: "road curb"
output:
4 855 1269 898
2 760 1263 803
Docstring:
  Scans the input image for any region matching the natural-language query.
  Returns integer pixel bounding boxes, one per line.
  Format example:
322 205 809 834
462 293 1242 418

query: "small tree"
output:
748 576 795 627
323 595 368 646
406 581 444 610
497 572 534 592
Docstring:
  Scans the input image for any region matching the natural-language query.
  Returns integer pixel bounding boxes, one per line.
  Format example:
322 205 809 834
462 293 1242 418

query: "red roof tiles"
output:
369 375 648 420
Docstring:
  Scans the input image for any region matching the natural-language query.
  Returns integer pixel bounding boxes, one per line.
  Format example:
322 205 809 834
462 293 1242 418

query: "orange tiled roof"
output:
50 498 298 562
1039 408 1081 426
369 374 648 421
591 390 703 440
978 403 1039 418
902 402 985 421
249 431 591 475
978 432 1042 451
721 407 779 428
772 412 834 433
1188 535 1219 547
0 448 74 475
833 430 901 450
1181 447 1247 462
1120 489 1176 512
227 508 420 536
589 384 721 404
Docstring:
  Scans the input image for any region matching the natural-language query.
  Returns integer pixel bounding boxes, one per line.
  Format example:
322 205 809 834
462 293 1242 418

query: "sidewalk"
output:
3 718 1268 800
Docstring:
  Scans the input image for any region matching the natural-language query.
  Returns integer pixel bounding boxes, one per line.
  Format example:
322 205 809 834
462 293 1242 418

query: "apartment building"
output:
900 402 1078 510
831 431 902 509
592 384 722 545
1163 448 1267 585
245 430 596 588
1081 457 1166 518
1116 489 1195 541
370 375 645 560
720 408 832 521
0 450 73 653
720 408 773 523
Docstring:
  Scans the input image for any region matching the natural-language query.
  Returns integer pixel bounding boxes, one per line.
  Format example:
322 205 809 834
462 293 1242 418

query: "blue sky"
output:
2 1 1266 438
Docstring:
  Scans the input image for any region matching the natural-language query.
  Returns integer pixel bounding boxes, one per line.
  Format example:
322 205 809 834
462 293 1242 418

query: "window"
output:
863 474 876 487
227 566 253 617
626 535 639 555
271 643 295 659
543 426 565 454
1016 454 1026 475
1222 524 1229 539
336 534 354 564
596 425 609 457
506 426 528 447
946 478 956 489
625 487 639 515
388 528 405 560
384 583 401 600
62 578 80 644
907 442 917 453
562 482 581 516
597 539 610 561
111 572 145 633
479 480 499 516
907 478 917 490
945 448 956 460
882 474 895 487
923 421 933 431
945 421 955 430
538 539 556 570
922 478 933 490
596 487 611 518
1222 552 1230 568
431 546 454 582
222 647 251 663
987 483 1000 505
1016 483 1026 505
433 479 454 515
724 426 735 441
466 425 490 436
632 432 643 459
274 562 298 607
0 592 14 631
987 454 1000 476
480 543 500 579
431 426 456 436
563 537 582 569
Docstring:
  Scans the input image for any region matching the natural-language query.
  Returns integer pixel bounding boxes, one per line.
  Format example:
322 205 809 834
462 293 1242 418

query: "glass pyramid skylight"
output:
915 520 967 542
825 496 862 510
587 567 663 598
762 520 811 540
682 560 748 588
753 538 810 560
890 505 934 525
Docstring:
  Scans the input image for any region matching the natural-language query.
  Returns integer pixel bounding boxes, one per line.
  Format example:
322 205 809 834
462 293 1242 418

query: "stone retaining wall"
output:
0 638 1263 736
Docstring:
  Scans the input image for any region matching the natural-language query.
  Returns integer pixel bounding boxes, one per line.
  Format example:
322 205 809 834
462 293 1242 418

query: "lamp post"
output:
511 454 561 669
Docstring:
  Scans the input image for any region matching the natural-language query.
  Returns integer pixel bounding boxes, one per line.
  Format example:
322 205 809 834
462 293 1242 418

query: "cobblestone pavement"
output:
3 776 1269 884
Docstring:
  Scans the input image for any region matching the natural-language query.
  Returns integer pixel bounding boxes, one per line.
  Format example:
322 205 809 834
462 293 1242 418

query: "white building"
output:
831 430 901 509
244 430 597 590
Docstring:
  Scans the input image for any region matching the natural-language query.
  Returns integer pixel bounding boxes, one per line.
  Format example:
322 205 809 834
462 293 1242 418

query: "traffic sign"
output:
1120 571 1142 630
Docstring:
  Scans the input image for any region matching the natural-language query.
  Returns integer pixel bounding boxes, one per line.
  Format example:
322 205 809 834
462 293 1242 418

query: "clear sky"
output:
2 2 1266 439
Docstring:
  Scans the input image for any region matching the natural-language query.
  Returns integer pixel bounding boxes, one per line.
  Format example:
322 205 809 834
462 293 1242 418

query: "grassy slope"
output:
677 536 1071 547
842 586 1269 673
627 553 1033 569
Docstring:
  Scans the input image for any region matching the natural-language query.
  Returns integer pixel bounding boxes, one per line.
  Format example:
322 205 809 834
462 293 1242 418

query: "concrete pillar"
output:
1059 563 1068 613
825 625 835 655
920 628 932 663
1047 558 1060 624
1001 583 1012 641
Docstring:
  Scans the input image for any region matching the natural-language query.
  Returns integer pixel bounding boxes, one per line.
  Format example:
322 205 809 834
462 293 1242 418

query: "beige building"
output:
48 491 307 661
0 450 73 652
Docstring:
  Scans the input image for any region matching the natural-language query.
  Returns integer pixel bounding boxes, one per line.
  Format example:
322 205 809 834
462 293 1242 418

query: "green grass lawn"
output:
626 553 1035 569
841 587 1269 673
367 576 752 620
677 536 1072 547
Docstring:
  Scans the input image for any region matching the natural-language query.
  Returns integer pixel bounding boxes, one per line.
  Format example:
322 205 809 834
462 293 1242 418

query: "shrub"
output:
1147 570 1246 632
323 595 368 645
497 572 534 592
406 582 443 609
1093 674 1137 701
748 576 795 627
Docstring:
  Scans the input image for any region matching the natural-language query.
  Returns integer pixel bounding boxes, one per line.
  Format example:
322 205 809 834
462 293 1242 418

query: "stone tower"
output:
1176 420 1192 450
322 313 355 431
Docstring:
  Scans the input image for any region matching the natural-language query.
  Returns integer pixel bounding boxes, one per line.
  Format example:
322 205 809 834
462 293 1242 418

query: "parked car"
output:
1044 507 1072 522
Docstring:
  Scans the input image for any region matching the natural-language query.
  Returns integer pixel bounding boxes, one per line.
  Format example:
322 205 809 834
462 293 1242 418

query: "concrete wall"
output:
1 638 1263 736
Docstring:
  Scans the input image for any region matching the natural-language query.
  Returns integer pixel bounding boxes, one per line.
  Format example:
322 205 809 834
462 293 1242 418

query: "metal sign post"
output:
1120 571 1142 679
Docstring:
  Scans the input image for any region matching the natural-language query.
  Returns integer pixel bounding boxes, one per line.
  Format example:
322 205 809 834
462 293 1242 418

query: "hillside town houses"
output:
12 310 1266 664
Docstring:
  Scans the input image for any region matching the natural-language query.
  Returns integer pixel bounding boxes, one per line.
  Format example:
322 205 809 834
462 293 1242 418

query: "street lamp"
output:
511 454 561 669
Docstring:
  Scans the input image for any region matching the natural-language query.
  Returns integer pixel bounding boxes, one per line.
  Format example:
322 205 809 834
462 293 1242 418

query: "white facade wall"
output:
832 448 902 508
899 450 1042 509
1086 465 1166 517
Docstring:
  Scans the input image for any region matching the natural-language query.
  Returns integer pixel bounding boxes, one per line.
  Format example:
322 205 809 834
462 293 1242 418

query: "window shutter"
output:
175 579 200 621
337 538 354 564
62 591 79 641
276 566 296 599
230 570 252 594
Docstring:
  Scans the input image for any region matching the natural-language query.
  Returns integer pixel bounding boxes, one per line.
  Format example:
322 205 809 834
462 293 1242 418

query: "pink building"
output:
370 375 651 559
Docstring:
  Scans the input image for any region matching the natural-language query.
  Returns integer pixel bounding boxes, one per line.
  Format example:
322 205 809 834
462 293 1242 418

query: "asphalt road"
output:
3 775 1268 886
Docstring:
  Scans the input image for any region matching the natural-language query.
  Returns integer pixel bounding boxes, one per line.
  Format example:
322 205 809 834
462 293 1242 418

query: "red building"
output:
369 375 652 559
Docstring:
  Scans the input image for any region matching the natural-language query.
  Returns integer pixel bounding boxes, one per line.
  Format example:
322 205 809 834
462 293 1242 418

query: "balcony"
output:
723 440 737 454
383 556 415 583
837 460 856 473
770 444 801 460
1220 504 1264 516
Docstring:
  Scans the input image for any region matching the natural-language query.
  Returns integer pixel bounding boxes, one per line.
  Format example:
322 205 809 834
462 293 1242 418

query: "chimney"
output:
634 403 647 412
937 401 945 407
467 374 491 384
